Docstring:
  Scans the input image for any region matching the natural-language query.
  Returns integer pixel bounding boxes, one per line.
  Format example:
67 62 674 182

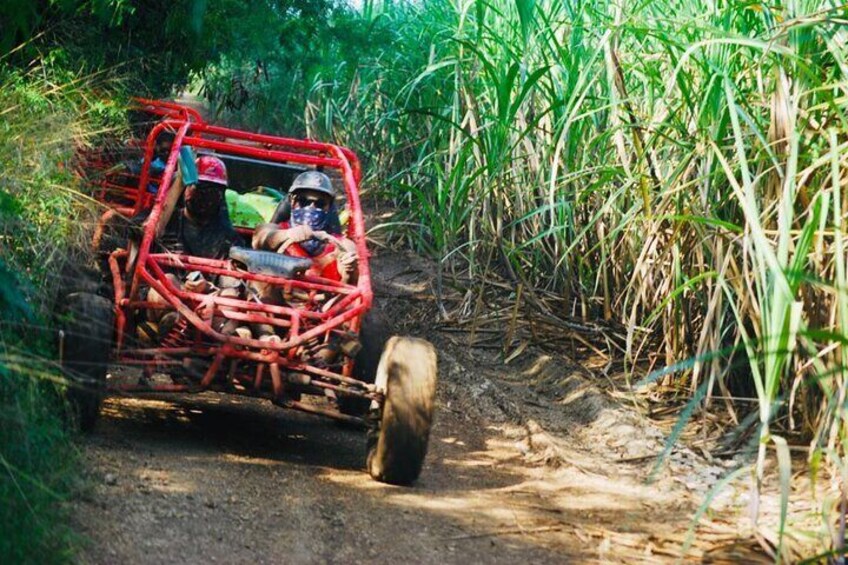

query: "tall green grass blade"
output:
773 435 792 562
650 379 710 481
514 0 536 45
678 465 750 563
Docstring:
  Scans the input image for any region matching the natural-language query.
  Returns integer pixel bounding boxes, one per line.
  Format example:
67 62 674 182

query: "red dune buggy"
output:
62 99 437 485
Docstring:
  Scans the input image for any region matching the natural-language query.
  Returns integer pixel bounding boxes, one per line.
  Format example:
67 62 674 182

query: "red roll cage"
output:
90 99 376 424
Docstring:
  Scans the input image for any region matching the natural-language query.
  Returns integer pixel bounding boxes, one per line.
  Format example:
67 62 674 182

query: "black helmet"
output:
290 170 334 198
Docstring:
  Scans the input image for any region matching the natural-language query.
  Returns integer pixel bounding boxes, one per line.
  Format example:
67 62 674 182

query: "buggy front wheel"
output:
367 337 437 485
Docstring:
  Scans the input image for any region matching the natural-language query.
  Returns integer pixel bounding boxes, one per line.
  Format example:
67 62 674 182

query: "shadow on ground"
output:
74 390 697 564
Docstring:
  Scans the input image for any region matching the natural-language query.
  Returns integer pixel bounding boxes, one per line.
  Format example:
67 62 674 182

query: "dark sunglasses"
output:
293 194 330 211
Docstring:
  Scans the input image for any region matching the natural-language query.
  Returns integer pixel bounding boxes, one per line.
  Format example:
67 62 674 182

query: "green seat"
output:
226 187 284 229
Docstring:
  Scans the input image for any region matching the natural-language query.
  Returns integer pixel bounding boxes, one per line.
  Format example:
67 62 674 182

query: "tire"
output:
338 305 389 418
59 292 114 431
367 336 437 485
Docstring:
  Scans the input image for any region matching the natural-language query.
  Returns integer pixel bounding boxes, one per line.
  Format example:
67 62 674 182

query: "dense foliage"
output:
0 62 113 562
0 0 346 95
198 0 848 556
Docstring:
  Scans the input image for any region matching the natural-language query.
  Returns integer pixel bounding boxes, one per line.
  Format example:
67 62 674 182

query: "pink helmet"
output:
196 155 228 186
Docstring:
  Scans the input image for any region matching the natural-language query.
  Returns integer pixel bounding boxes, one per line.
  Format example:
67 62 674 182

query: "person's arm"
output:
252 223 284 250
335 237 358 284
252 223 314 252
312 233 358 284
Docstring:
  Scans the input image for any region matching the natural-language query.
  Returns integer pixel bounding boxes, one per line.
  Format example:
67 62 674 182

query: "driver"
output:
251 171 357 284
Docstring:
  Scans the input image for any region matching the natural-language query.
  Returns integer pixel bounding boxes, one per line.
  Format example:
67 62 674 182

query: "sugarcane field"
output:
2 1 848 563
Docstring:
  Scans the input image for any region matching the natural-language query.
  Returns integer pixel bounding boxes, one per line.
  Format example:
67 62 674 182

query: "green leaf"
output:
0 260 32 322
0 190 23 217
515 0 536 43
679 466 751 562
650 378 710 481
655 214 743 234
772 435 792 562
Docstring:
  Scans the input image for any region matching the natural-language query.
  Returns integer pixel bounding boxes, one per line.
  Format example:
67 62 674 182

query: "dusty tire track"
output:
75 392 587 564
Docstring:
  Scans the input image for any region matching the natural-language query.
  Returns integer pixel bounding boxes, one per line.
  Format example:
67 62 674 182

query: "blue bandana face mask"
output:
291 206 328 256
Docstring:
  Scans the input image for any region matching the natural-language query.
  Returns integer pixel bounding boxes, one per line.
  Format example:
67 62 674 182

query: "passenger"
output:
252 171 357 284
95 153 242 269
157 155 244 259
144 155 244 340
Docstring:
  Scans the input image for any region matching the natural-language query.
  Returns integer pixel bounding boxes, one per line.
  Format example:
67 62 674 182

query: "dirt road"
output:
73 249 739 564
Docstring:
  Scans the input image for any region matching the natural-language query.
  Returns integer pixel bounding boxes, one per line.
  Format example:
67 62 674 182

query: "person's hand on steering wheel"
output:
275 224 315 253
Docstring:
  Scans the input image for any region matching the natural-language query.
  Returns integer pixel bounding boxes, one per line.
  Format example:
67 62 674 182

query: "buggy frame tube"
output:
132 98 204 123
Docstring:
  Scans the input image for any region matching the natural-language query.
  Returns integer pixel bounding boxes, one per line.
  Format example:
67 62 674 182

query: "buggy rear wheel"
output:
59 292 114 431
367 337 437 485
